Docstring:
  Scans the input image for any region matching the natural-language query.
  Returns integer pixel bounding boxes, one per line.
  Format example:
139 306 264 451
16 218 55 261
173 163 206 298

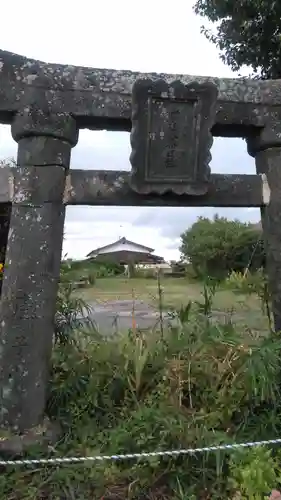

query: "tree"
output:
193 0 281 79
0 157 16 168
180 215 264 279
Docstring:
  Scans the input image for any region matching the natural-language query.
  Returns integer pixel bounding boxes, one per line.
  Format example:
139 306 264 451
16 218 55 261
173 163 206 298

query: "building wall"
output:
136 263 172 274
93 241 151 257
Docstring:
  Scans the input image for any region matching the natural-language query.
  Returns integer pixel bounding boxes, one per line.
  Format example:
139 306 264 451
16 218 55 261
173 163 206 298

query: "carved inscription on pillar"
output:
130 78 218 195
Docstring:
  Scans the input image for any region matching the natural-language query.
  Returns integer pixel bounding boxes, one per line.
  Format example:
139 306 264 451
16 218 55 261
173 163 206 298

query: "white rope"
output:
1 437 281 466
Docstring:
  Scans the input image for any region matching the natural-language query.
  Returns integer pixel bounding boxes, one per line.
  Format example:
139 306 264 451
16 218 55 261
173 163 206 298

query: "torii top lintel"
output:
0 49 280 133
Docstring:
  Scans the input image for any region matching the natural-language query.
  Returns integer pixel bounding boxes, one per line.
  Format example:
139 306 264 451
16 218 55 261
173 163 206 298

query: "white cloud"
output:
0 0 259 262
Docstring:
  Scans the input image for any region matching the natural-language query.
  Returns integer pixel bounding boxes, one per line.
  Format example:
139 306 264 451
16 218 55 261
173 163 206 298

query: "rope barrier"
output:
1 437 281 467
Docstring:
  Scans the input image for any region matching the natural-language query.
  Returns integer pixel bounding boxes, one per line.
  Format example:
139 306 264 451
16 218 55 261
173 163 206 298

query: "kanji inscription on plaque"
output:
130 78 218 195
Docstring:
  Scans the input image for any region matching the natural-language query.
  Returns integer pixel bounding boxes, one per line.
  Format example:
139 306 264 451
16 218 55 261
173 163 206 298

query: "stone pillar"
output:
0 110 78 433
247 126 281 332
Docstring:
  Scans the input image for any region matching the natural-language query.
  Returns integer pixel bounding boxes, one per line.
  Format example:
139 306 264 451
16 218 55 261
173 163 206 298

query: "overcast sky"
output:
0 0 259 261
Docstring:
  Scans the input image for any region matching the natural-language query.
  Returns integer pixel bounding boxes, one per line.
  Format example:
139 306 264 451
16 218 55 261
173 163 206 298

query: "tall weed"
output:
3 277 281 499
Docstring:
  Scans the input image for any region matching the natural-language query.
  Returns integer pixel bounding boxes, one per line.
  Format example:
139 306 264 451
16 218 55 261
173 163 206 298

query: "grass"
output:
78 276 269 333
2 273 279 499
3 306 281 499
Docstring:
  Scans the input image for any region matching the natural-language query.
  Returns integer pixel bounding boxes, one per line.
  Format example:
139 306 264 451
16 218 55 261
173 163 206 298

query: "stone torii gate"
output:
0 49 278 449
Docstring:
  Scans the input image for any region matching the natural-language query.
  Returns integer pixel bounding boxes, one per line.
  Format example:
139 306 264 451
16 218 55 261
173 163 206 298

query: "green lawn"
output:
78 276 270 333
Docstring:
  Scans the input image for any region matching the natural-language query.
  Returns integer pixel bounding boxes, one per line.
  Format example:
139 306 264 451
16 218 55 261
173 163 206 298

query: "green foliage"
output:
170 260 187 277
63 257 124 275
4 280 281 498
194 279 218 315
229 448 281 499
60 257 125 287
54 274 98 346
193 0 281 79
184 262 199 281
134 267 158 279
226 269 267 296
225 269 273 330
180 215 264 279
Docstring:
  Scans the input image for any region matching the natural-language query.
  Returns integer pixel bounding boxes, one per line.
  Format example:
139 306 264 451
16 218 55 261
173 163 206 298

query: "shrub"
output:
54 279 97 346
229 448 281 498
225 269 272 330
5 305 281 498
3 280 281 499
61 258 125 276
180 215 264 280
170 260 187 276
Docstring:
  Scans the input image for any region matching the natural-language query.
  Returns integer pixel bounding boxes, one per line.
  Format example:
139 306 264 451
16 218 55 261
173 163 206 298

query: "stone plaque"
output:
130 78 218 195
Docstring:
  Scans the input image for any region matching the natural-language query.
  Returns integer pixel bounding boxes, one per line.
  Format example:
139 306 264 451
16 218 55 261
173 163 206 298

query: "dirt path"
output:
83 299 173 333
81 298 269 335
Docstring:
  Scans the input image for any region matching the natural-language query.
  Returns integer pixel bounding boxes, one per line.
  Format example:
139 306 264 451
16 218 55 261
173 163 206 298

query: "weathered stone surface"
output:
16 137 72 167
0 203 11 296
0 167 268 207
12 110 78 146
0 166 66 204
130 79 217 195
0 47 280 438
0 167 12 203
12 166 66 204
0 112 77 433
247 122 281 157
0 49 280 134
0 203 65 431
65 170 266 208
248 130 281 331
0 417 61 458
